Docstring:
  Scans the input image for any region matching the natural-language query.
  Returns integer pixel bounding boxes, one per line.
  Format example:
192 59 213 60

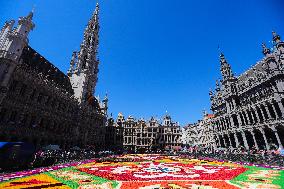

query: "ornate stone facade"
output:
107 113 182 152
209 32 284 150
182 113 215 149
0 5 107 150
181 123 198 147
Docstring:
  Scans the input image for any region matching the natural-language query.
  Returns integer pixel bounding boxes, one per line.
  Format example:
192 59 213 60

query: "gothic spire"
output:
209 88 214 100
69 4 101 103
262 43 270 56
77 3 99 71
17 10 35 33
272 31 281 43
215 79 220 91
220 53 234 81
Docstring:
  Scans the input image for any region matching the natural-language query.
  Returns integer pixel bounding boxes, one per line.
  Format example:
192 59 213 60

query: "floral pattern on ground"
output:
0 154 283 189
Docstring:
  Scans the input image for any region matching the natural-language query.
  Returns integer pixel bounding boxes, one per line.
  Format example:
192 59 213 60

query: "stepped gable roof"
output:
20 46 74 94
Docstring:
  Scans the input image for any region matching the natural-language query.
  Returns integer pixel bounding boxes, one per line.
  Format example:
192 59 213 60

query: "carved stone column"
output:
271 126 283 149
243 111 250 125
241 131 249 150
250 130 259 150
248 109 255 124
258 105 266 121
234 132 239 147
220 135 226 147
239 113 245 126
216 136 221 147
271 102 280 119
264 103 272 119
227 133 232 147
237 114 242 127
253 106 261 123
259 128 269 150
229 116 235 128
277 101 284 118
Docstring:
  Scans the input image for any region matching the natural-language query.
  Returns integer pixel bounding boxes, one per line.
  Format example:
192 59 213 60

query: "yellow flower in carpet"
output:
0 174 70 189
168 183 187 189
77 182 114 189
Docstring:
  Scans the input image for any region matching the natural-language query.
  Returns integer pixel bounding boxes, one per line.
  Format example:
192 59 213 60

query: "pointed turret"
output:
1 10 35 61
69 4 100 103
102 93 108 115
209 88 214 100
215 79 220 91
262 43 270 56
0 10 35 105
272 31 281 44
16 10 35 37
220 53 234 82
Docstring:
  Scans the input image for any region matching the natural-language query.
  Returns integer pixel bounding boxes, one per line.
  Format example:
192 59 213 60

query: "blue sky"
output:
1 0 283 125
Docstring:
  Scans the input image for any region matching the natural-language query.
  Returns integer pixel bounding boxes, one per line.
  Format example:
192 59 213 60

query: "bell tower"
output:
68 3 100 103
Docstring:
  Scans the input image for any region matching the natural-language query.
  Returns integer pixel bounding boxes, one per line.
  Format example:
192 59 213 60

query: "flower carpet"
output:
0 154 284 188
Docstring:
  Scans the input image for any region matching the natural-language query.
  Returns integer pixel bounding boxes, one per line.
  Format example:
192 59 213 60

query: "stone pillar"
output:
234 133 239 148
239 113 245 126
229 116 235 128
271 126 283 149
271 102 280 119
241 131 249 150
277 101 284 117
243 111 250 125
253 107 261 123
220 135 225 147
258 105 266 121
248 109 255 124
250 130 259 150
264 104 272 119
227 133 232 147
237 114 242 127
224 134 229 147
259 128 269 150
216 135 221 147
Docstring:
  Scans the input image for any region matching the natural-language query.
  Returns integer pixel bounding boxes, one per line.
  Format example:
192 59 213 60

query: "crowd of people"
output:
0 148 113 172
1 144 284 173
180 146 284 167
31 149 97 167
